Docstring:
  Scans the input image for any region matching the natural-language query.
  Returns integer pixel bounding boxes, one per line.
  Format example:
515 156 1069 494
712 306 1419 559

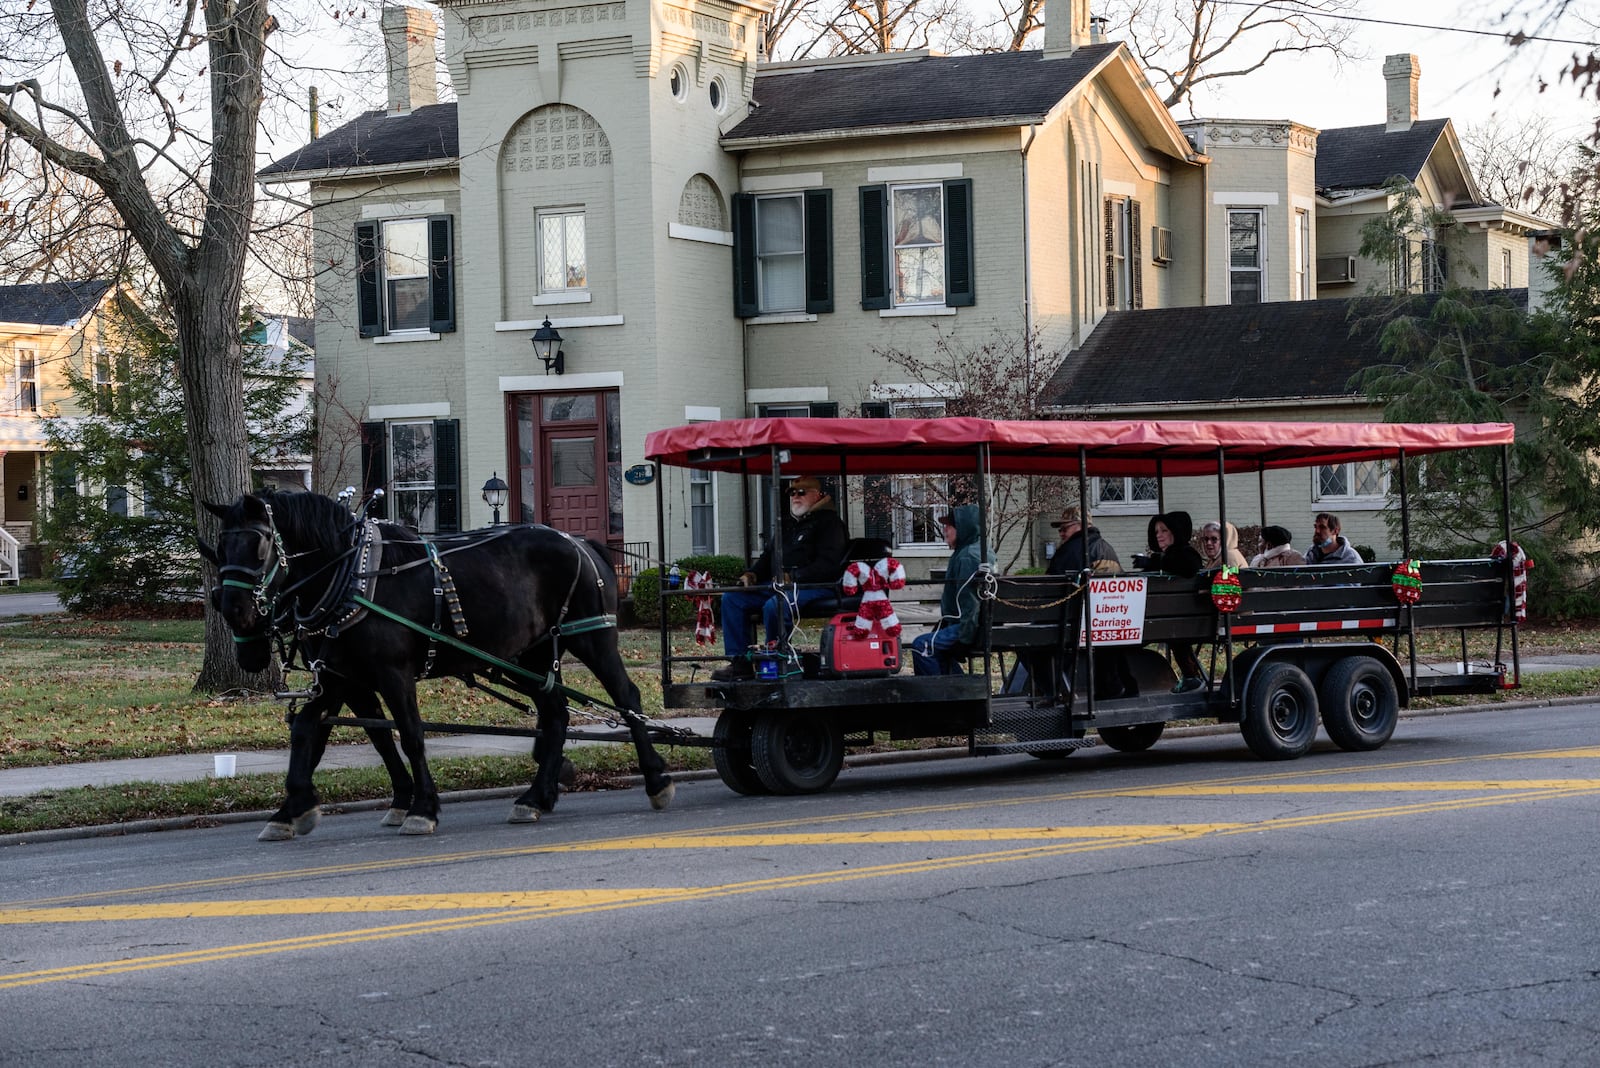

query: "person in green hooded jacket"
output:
912 504 990 675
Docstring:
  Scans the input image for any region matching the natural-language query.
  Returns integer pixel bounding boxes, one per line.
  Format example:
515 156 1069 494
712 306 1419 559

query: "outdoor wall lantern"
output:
481 472 509 526
531 317 565 375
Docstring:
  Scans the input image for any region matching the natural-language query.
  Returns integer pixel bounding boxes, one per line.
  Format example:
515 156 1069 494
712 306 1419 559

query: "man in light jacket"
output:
1304 512 1363 564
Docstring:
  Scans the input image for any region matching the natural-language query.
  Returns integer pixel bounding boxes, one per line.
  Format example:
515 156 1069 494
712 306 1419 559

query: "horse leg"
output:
260 698 334 841
383 681 441 835
510 688 570 823
347 689 413 827
572 632 674 810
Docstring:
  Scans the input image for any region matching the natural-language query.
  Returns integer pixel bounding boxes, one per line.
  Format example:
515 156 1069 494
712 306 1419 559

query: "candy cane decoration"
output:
840 557 905 638
687 570 716 645
1491 541 1532 622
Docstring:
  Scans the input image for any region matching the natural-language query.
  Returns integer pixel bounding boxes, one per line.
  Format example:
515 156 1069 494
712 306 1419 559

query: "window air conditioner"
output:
1152 226 1173 264
1318 255 1357 284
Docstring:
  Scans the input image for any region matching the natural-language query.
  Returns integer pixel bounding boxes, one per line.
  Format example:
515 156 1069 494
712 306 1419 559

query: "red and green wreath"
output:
1210 566 1242 613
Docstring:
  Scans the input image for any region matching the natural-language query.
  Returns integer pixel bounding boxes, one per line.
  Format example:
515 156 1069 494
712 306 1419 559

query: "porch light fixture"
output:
531 317 565 375
481 472 509 525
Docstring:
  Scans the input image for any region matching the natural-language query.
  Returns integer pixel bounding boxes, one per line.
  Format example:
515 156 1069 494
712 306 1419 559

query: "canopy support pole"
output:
1079 445 1094 713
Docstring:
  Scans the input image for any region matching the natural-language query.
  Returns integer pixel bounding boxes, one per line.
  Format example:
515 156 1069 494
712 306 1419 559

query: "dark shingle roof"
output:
1315 118 1449 191
259 103 458 179
285 315 315 349
723 45 1120 141
0 280 114 327
1044 290 1530 409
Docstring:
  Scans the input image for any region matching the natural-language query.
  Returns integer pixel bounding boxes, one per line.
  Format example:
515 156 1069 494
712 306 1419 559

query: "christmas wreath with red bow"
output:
1391 559 1422 605
1210 565 1242 613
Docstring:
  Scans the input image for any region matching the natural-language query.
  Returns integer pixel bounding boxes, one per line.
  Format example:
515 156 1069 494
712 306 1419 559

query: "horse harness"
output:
223 507 616 699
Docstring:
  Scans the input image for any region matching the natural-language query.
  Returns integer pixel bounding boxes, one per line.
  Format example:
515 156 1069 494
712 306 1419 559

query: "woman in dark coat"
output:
1139 511 1206 692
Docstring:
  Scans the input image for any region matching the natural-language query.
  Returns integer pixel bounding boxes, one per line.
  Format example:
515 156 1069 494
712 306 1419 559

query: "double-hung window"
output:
360 417 462 533
858 180 975 311
1315 460 1389 506
1293 209 1311 300
355 215 457 337
1102 197 1144 310
93 351 114 414
1229 209 1264 304
538 210 588 295
732 189 833 316
15 349 37 412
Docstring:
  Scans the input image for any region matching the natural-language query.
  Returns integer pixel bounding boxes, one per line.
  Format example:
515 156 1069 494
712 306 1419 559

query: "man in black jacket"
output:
1047 505 1121 577
712 476 849 680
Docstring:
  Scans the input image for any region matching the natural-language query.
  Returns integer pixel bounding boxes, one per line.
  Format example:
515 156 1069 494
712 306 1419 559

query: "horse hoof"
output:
508 804 541 824
379 808 406 827
648 780 676 811
257 822 295 842
400 815 437 835
290 808 322 836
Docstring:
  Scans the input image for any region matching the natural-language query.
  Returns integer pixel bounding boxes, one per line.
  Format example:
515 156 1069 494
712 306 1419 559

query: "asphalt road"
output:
2 703 1597 1067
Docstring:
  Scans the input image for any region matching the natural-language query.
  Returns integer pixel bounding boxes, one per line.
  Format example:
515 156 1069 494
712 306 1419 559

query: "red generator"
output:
820 613 902 678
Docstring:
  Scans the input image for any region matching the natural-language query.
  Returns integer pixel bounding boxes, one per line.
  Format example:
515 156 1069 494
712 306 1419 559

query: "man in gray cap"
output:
713 475 848 680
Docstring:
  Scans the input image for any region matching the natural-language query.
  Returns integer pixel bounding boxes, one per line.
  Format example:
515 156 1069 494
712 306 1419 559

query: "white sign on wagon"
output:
1079 576 1148 646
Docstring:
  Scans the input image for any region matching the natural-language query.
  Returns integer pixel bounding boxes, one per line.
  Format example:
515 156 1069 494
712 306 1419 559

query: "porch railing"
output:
0 526 17 585
615 540 654 599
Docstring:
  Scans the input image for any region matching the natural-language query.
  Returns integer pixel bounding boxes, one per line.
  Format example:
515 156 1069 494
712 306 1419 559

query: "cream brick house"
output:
259 0 1549 568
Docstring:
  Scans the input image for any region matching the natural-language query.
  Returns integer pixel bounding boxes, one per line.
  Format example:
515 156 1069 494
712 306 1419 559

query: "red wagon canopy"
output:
644 417 1514 478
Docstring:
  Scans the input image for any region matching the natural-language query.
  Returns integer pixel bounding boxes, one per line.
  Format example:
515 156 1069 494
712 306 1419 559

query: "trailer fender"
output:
1232 643 1409 710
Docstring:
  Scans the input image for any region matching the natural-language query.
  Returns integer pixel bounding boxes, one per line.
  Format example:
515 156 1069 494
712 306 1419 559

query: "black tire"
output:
1319 656 1399 752
1241 661 1319 760
712 711 769 796
1098 722 1166 753
751 710 845 795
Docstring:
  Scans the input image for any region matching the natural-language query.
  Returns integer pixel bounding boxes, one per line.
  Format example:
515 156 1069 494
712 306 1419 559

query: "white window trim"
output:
746 387 828 404
1213 192 1280 206
868 163 963 182
755 191 806 315
668 223 734 246
1228 208 1267 304
532 291 592 306
879 306 956 318
1313 463 1389 507
1091 476 1159 516
742 172 824 193
499 371 624 392
369 402 450 420
687 411 720 554
495 316 624 331
373 330 441 344
747 313 818 325
361 200 446 220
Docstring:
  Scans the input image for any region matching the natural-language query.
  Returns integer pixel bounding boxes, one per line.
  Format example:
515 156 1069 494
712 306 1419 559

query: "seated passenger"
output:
1137 511 1206 693
1047 504 1121 576
1199 521 1247 569
911 505 989 676
1304 512 1363 564
712 475 848 681
1250 525 1306 567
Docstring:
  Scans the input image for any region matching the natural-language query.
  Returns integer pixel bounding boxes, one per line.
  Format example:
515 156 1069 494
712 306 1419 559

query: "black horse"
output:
200 490 673 835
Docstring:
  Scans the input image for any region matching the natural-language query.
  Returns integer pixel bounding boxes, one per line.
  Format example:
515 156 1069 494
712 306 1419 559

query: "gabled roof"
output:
259 103 458 181
0 280 115 328
1043 290 1530 410
1315 118 1450 191
722 44 1129 144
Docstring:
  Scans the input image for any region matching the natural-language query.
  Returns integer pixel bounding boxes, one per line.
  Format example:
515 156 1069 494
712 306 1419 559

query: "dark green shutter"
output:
859 401 893 543
360 421 388 519
427 215 456 333
732 193 759 317
859 184 890 310
355 222 382 337
804 188 834 314
1129 200 1143 310
433 418 460 533
808 401 838 418
943 178 975 307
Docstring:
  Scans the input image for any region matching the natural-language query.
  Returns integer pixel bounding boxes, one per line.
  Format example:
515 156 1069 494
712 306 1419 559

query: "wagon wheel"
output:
1098 722 1166 753
712 710 770 796
1240 661 1319 760
1318 656 1399 752
751 709 845 795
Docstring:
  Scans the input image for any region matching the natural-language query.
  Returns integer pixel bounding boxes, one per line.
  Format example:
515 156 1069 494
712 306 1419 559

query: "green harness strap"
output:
349 593 621 711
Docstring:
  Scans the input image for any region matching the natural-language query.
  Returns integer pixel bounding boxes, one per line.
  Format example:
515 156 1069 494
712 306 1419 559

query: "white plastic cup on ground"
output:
214 754 237 778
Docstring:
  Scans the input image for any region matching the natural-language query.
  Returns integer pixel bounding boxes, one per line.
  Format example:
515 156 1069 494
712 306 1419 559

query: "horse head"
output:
199 493 283 672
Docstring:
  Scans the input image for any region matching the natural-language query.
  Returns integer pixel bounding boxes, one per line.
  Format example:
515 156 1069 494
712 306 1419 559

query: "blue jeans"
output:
721 586 834 655
911 626 966 676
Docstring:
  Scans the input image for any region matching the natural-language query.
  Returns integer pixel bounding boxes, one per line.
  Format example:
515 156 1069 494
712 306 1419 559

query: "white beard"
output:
789 501 809 519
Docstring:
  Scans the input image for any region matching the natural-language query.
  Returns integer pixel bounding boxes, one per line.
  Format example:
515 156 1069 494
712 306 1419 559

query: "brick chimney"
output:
382 5 439 114
1383 54 1419 133
1044 0 1092 57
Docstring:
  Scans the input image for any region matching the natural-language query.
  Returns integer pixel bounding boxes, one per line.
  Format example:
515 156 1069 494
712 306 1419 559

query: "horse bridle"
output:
217 504 290 642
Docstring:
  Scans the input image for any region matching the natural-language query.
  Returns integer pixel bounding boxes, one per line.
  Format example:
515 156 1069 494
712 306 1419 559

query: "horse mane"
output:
254 489 359 554
584 538 615 570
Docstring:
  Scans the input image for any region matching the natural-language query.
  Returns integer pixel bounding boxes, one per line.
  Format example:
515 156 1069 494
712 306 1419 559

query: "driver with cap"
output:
712 475 849 680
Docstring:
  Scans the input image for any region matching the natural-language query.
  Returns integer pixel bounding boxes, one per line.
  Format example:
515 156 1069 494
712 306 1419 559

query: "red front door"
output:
541 427 604 540
508 390 620 549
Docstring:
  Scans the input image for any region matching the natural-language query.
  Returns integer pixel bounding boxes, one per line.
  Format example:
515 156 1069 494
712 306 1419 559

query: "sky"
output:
1173 0 1597 140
